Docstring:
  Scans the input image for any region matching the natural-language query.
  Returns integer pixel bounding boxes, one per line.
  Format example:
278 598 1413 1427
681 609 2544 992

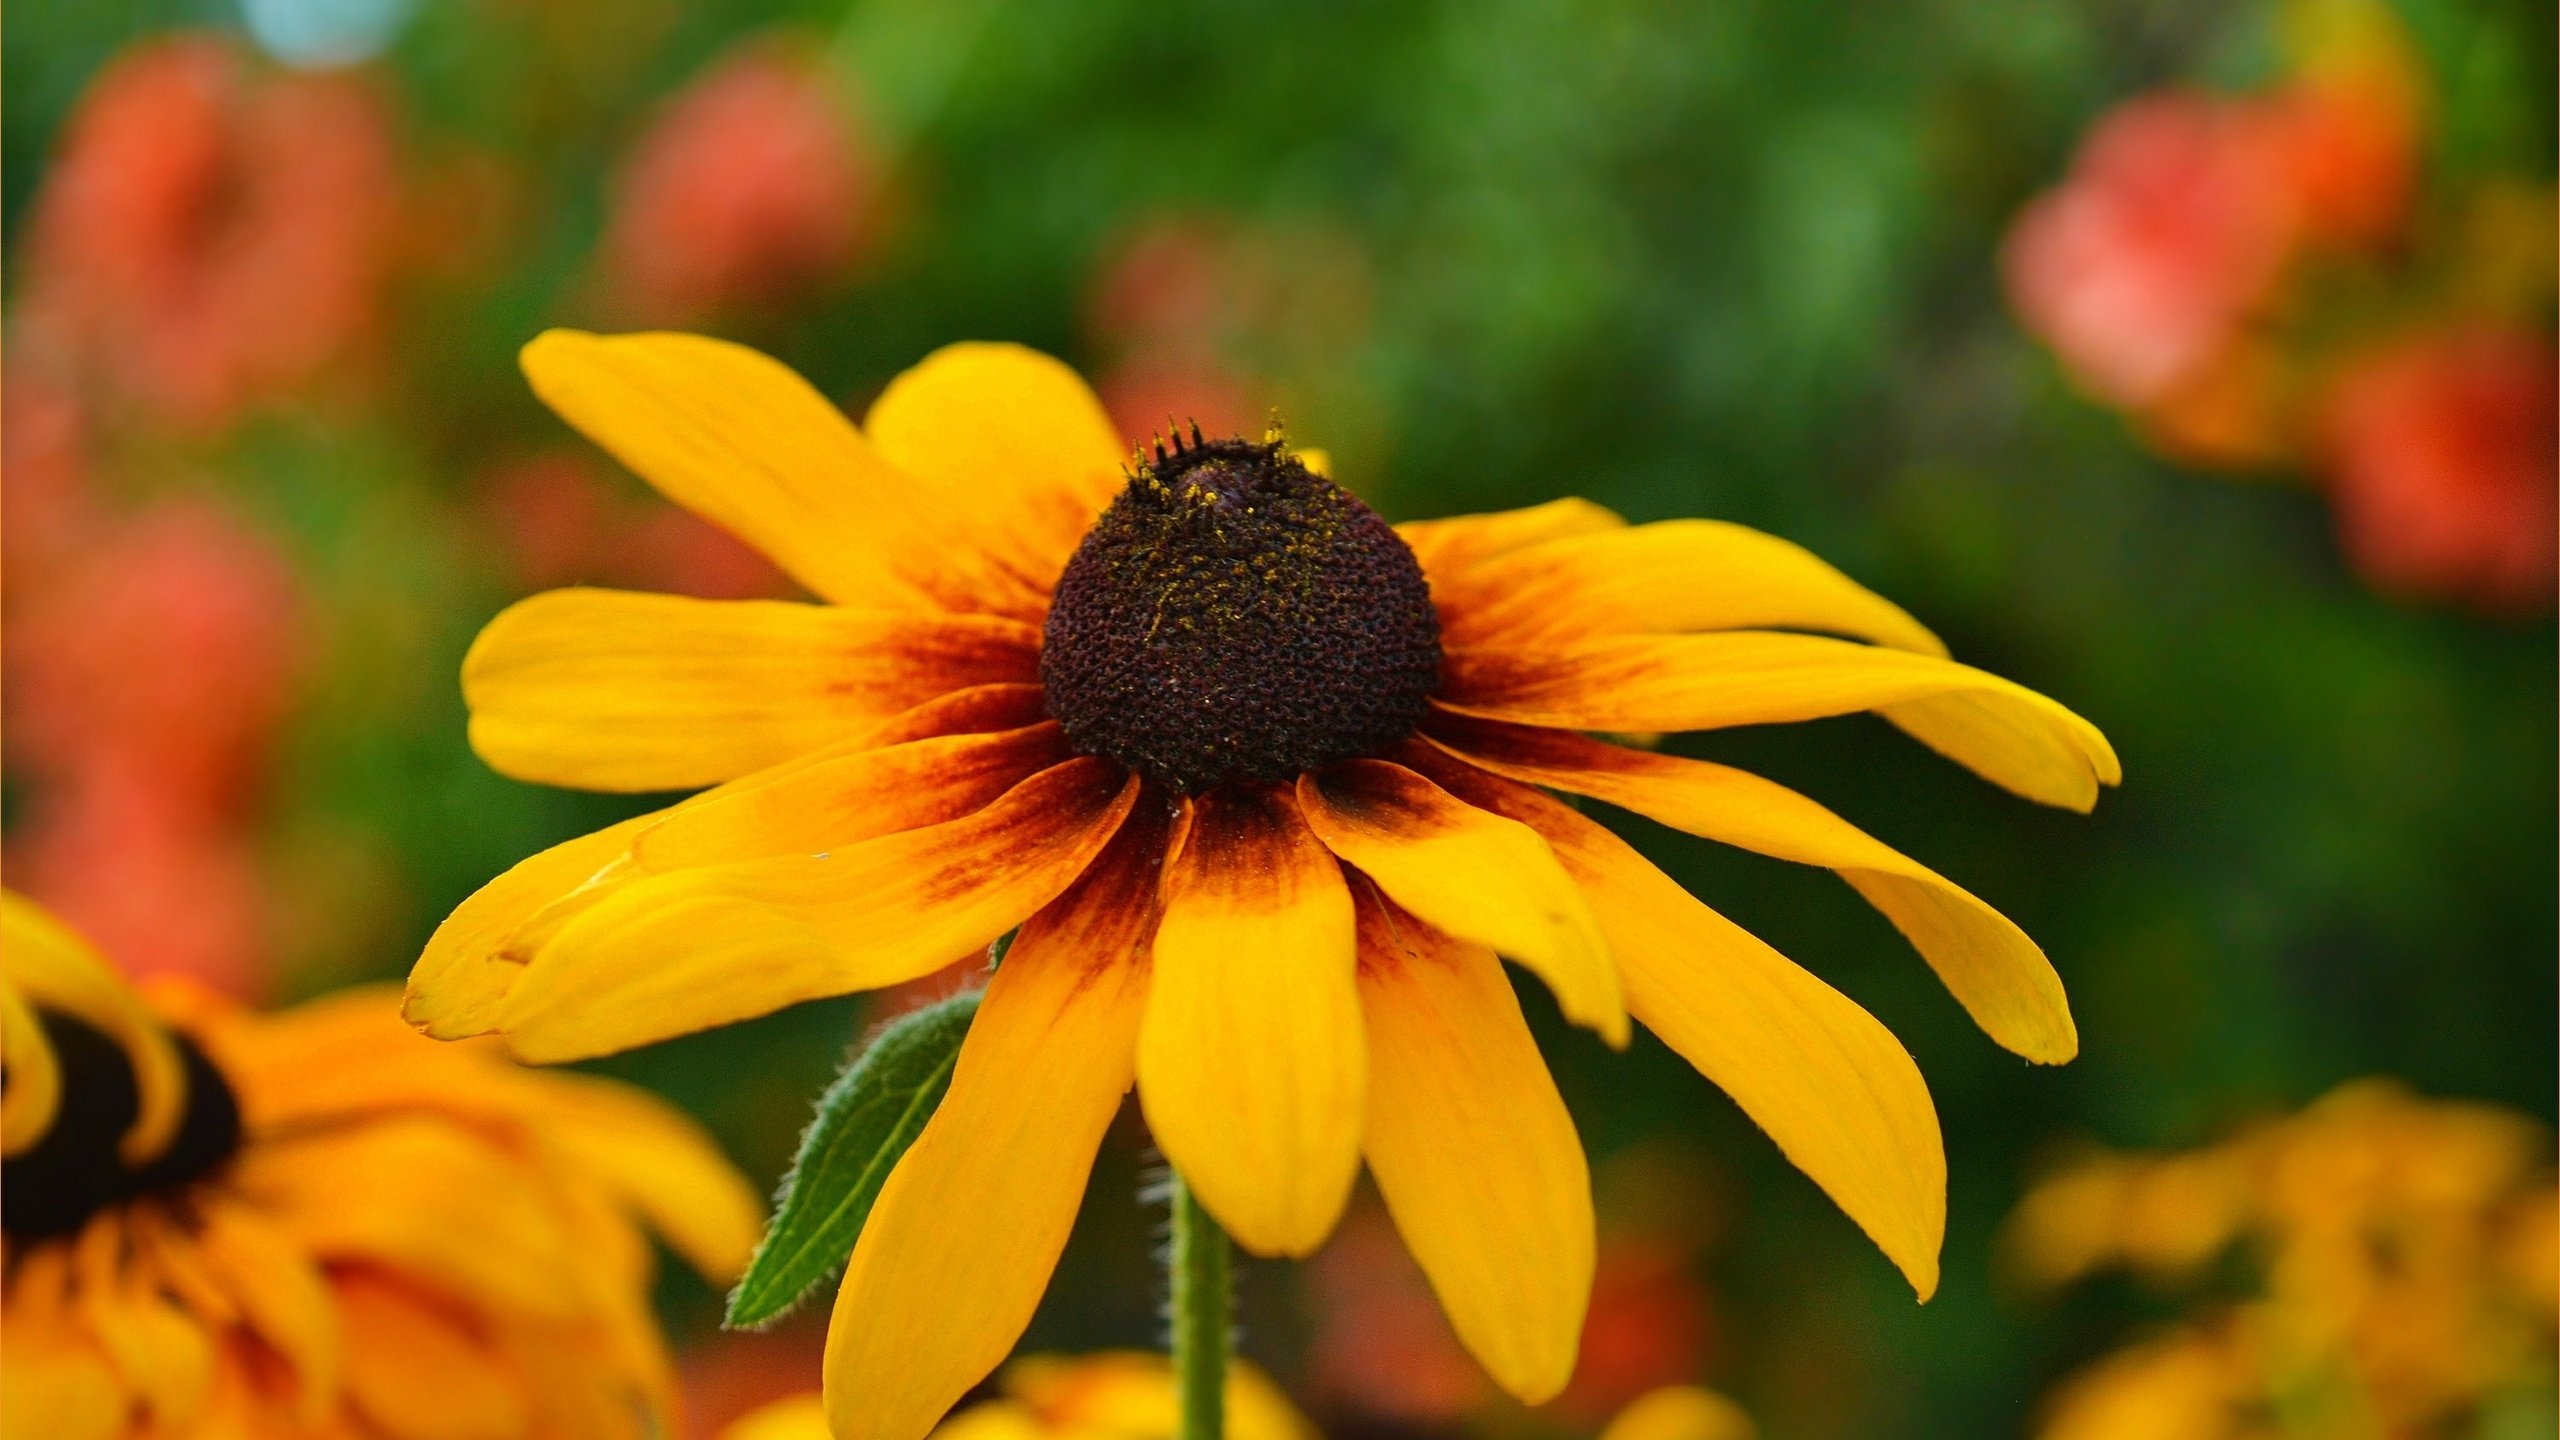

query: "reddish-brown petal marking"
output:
1297 760 1624 1045
1423 713 2075 1062
1427 518 1946 655
1437 631 2120 812
491 759 1141 1063
462 589 1044 793
1138 784 1364 1257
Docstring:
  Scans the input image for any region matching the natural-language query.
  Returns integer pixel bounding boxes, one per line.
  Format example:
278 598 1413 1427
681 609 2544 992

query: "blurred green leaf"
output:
724 989 979 1329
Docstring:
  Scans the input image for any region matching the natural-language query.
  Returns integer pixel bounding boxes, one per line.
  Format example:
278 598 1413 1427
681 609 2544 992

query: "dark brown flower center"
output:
1040 433 1441 793
2 1011 244 1240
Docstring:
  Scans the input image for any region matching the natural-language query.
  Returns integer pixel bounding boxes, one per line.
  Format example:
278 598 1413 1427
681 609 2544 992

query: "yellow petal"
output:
336 1270 533 1440
74 1215 214 1429
1296 761 1626 1046
1003 1351 1315 1440
405 810 661 1040
235 1117 582 1319
1434 518 1945 654
863 340 1130 606
0 980 62 1156
1428 718 2075 1063
725 1394 836 1440
1395 497 1626 586
0 1249 125 1440
524 1073 766 1283
1597 1387 1760 1440
1138 786 1364 1257
498 759 1137 1062
463 588 1039 793
1356 889 1593 1403
522 330 993 612
196 1203 340 1422
822 813 1162 1440
1406 753 1946 1300
629 719 1069 873
1440 632 2121 811
0 891 183 1164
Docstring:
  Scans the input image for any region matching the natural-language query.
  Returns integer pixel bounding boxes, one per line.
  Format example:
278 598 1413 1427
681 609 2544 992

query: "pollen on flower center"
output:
2 1011 244 1240
1041 432 1442 793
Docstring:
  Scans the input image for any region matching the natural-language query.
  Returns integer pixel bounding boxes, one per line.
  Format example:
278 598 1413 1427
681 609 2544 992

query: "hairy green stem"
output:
1168 1171 1231 1440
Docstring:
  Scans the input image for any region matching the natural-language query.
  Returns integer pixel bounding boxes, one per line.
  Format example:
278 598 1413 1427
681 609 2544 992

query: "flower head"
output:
411 332 2117 1440
1 891 762 1439
722 1353 1312 1440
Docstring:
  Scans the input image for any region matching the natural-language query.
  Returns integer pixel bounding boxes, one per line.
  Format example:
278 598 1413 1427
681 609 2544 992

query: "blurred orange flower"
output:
2008 1081 2558 1440
0 892 763 1440
484 450 792 600
600 38 877 322
18 34 400 433
2320 329 2558 615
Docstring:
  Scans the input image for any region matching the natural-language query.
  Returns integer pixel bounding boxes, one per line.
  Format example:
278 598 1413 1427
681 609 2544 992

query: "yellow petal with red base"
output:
1427 718 2075 1063
497 760 1137 1062
1357 890 1593 1403
0 892 184 1163
1441 631 2120 811
822 814 1165 1440
1138 787 1365 1258
862 341 1131 616
1297 760 1626 1046
1432 518 1945 654
1408 754 1947 1300
463 588 1038 793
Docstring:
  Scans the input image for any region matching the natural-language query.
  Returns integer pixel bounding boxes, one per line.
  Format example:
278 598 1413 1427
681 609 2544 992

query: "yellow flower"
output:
2009 1081 2559 1439
0 890 763 1440
409 332 2117 1439
721 1358 1750 1440
724 1352 1315 1440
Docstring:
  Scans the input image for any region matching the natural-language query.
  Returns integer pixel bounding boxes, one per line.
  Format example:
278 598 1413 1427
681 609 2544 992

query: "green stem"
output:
1168 1171 1231 1440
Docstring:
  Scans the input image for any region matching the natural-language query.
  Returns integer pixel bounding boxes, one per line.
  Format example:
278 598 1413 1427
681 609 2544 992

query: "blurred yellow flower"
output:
0 890 763 1440
2008 1080 2558 1440
411 331 2114 1438
722 1357 1753 1440
722 1352 1314 1440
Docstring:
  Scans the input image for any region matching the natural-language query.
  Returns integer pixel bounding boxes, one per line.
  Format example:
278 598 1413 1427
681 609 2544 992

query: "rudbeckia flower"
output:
0 890 762 1440
409 333 2117 1440
723 1353 1313 1440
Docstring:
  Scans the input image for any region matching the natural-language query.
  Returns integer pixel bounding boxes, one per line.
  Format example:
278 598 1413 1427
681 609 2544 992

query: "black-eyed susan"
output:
409 332 2117 1440
0 890 763 1440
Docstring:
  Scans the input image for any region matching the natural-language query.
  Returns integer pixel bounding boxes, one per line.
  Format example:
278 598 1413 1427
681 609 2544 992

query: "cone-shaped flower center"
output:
2 1011 244 1240
1042 434 1441 793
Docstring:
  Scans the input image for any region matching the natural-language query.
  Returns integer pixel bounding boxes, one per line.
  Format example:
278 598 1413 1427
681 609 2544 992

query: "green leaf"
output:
724 989 981 1329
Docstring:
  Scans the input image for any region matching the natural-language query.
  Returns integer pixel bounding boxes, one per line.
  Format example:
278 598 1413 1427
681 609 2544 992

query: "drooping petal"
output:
862 341 1132 609
73 1215 214 1430
520 1074 766 1282
1426 717 2075 1063
0 892 183 1163
1356 888 1593 1403
522 330 990 612
0 980 62 1156
1431 518 1945 654
496 760 1138 1062
1296 761 1626 1046
462 588 1039 793
1404 751 1947 1300
1440 632 2121 811
0 1248 125 1440
1137 786 1364 1257
1395 497 1625 588
196 1203 341 1422
822 810 1166 1440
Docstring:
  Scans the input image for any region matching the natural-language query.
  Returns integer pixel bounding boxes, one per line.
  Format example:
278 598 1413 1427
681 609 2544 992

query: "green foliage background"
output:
8 1 2553 1434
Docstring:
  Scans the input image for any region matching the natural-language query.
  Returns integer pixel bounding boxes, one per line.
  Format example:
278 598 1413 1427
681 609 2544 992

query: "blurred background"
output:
4 1 2552 1436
